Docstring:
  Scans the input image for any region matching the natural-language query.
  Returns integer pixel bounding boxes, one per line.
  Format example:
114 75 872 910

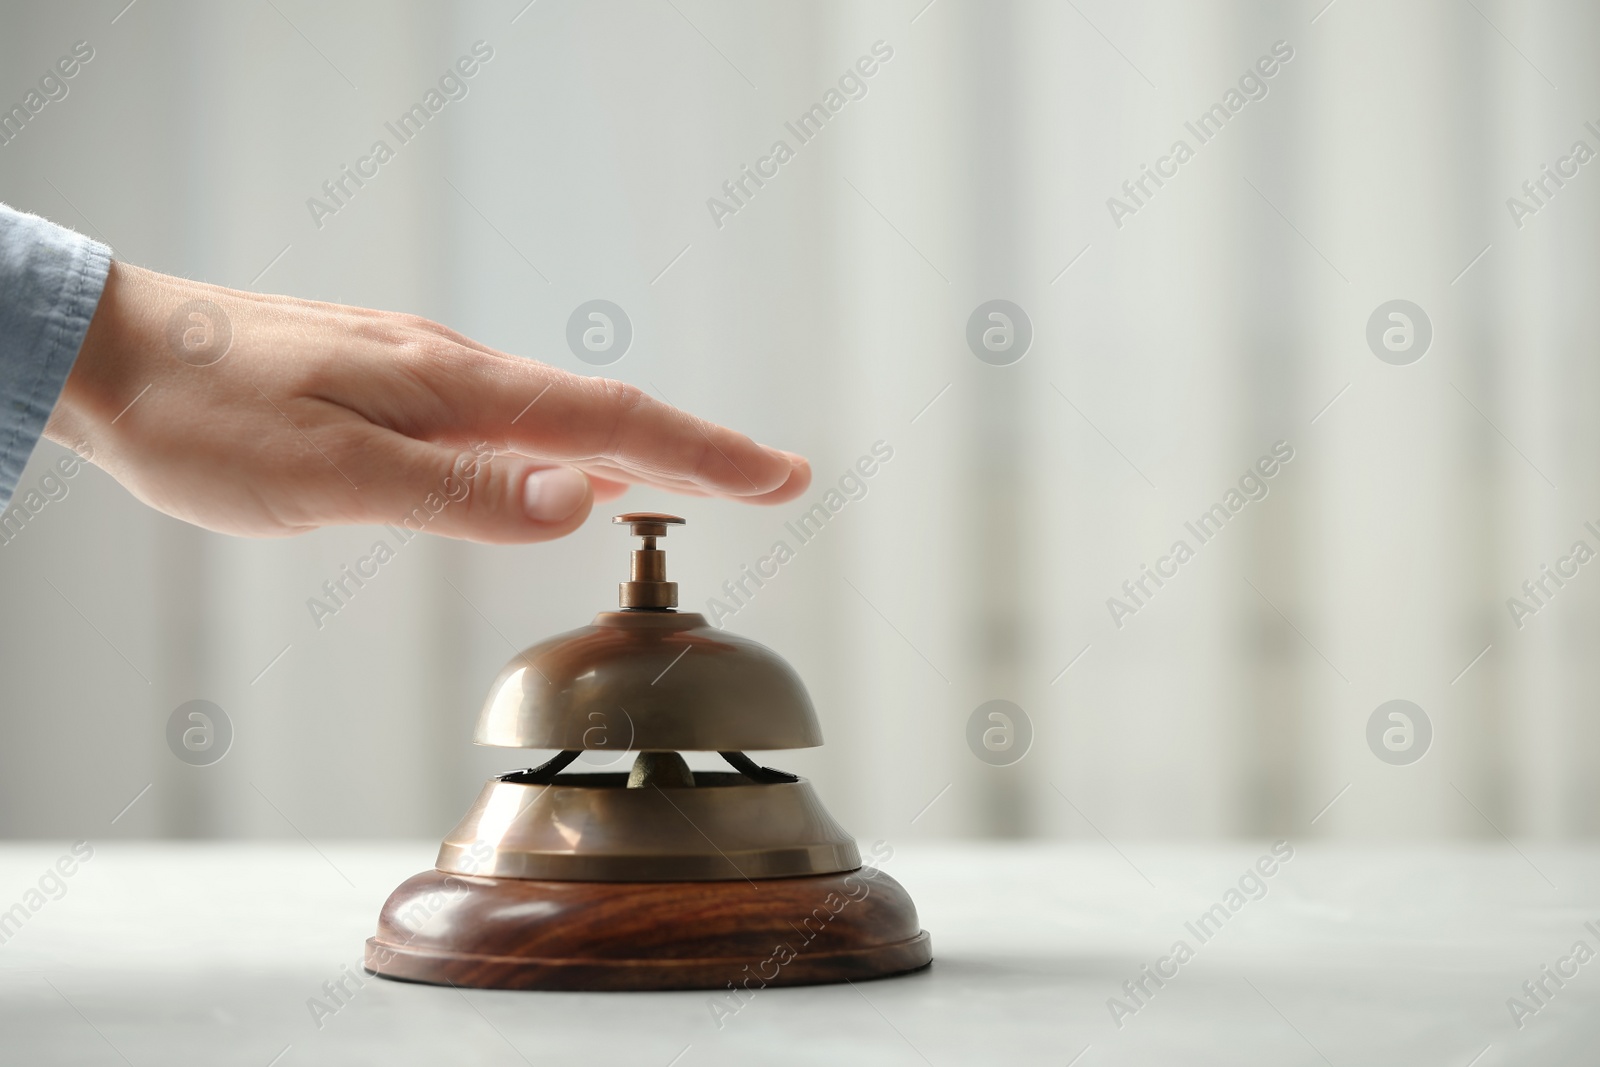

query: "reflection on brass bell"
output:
365 514 932 990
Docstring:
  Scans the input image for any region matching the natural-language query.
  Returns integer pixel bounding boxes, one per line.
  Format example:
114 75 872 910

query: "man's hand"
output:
42 263 810 542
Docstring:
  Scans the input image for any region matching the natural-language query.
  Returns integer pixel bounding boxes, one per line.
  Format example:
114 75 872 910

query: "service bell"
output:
365 513 931 990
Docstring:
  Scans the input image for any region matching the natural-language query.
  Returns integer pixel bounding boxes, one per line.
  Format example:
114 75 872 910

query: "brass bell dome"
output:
436 512 856 882
473 513 822 752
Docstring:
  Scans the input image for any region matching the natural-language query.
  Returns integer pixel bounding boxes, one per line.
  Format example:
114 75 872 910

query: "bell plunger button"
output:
613 512 685 610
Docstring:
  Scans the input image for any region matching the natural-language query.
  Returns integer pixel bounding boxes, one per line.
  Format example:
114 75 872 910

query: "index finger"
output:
410 348 809 502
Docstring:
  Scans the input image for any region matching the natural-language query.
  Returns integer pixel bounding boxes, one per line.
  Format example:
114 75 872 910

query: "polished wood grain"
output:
365 867 932 991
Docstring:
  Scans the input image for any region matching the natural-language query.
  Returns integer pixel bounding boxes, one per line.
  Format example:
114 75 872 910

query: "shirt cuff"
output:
0 202 113 511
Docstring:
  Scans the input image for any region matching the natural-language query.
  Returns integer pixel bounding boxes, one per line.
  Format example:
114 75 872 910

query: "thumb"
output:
342 431 595 543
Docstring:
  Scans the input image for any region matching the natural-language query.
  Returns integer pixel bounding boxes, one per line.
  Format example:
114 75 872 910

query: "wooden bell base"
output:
364 867 931 991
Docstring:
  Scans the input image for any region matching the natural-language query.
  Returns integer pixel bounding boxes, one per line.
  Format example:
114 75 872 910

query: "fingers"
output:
327 427 596 544
567 453 812 504
750 453 812 503
386 346 810 504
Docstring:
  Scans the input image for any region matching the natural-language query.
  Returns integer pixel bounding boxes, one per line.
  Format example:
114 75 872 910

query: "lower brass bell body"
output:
435 769 859 882
365 514 931 991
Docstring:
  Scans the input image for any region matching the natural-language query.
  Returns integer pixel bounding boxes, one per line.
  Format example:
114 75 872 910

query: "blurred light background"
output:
1 0 1596 847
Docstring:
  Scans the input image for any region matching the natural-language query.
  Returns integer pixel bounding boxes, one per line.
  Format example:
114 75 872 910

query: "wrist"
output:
44 261 147 453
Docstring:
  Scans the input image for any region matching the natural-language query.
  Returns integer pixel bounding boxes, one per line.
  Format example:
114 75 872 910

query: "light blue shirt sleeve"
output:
0 202 112 511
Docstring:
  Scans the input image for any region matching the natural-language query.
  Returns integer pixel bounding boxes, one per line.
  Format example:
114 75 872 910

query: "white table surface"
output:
0 841 1593 1066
